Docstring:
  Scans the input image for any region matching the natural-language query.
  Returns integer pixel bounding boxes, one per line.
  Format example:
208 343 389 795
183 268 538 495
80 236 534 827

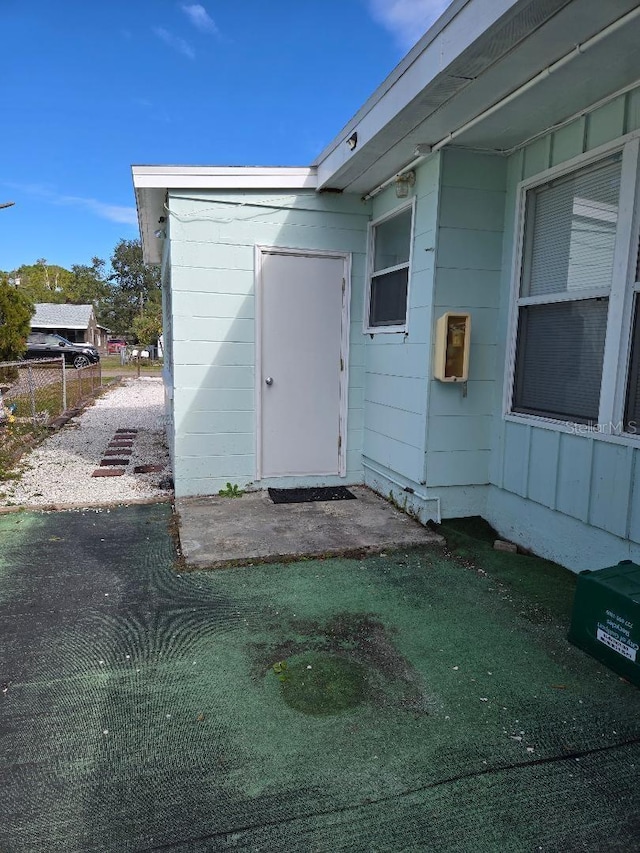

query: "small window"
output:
511 155 622 424
367 205 413 330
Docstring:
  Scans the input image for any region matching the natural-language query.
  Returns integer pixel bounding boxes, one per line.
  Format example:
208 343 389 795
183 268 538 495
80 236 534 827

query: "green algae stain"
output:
279 652 366 716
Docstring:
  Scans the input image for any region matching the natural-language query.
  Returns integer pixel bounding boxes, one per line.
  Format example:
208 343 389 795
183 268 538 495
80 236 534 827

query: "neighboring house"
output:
31 303 108 352
133 0 640 571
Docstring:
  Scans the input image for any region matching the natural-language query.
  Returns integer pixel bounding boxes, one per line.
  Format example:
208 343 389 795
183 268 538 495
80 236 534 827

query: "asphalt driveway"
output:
1 504 639 852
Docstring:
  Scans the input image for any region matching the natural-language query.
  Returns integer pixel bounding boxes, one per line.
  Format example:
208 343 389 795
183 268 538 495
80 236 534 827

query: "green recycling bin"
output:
568 560 640 687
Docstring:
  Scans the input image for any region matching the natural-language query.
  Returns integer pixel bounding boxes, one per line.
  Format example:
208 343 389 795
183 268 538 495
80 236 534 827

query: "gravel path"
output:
0 378 172 508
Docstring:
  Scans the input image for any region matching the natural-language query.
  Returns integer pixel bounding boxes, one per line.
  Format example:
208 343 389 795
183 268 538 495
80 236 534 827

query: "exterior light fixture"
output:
346 132 358 151
153 229 166 239
395 170 416 198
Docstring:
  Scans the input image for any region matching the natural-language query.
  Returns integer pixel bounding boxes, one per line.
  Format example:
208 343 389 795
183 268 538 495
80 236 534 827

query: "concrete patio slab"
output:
175 485 443 569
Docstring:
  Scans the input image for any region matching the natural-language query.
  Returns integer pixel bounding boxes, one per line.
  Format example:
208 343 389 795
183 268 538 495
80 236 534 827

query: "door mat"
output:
268 486 357 504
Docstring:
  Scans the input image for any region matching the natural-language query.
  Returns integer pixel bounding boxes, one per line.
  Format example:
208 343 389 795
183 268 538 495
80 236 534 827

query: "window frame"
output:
504 134 640 443
364 197 416 334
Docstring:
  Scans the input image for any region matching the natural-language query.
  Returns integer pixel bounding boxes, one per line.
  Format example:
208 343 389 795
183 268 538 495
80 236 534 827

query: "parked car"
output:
24 333 100 369
107 338 128 354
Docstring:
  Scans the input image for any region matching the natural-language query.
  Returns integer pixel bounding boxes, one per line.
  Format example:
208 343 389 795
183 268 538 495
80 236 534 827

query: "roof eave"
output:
313 0 524 188
132 166 319 265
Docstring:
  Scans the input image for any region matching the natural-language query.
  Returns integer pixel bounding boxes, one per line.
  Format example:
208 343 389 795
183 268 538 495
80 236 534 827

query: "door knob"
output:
265 377 273 386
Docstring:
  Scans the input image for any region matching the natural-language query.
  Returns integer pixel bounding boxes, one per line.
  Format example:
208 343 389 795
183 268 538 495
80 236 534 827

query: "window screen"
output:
513 298 608 423
368 206 412 329
369 268 409 328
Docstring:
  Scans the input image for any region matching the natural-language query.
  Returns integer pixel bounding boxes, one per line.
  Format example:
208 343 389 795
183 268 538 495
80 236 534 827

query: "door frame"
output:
254 245 352 481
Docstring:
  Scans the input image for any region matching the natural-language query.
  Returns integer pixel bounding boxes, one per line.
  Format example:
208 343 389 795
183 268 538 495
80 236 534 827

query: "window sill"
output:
363 325 408 335
504 412 640 447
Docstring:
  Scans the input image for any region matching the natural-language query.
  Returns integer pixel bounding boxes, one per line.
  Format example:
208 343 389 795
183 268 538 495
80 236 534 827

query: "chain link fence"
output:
0 357 102 471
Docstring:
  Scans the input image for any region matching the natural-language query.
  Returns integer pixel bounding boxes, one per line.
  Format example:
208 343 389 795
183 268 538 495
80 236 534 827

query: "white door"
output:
258 249 347 478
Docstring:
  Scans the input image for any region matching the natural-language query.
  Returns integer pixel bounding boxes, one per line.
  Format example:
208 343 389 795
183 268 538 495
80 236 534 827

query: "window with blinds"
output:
625 296 640 434
367 204 413 330
624 235 640 434
512 155 622 423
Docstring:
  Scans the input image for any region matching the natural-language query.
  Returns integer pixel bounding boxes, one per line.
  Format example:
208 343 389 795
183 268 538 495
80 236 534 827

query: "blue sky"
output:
1 0 450 273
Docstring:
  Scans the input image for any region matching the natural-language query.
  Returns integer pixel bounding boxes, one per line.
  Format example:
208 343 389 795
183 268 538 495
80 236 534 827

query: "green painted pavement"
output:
1 506 638 851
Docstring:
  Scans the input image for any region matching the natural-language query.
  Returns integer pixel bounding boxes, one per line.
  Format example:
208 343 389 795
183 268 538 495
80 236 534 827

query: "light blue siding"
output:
364 401 426 449
427 450 490 487
425 148 506 490
628 451 640 542
427 415 492 452
628 88 640 133
363 429 424 480
486 84 640 568
522 137 550 179
438 186 506 232
486 486 640 572
434 269 502 309
589 443 634 539
586 98 627 149
501 421 529 497
550 118 585 166
362 160 441 498
365 343 429 377
555 434 592 522
436 228 504 271
428 380 495 417
466 345 497 381
167 189 370 497
173 292 254 320
365 373 426 416
162 78 640 569
526 428 559 509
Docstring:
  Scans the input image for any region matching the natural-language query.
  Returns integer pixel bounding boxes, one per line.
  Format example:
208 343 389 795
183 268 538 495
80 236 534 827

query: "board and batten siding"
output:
486 85 640 569
166 189 370 497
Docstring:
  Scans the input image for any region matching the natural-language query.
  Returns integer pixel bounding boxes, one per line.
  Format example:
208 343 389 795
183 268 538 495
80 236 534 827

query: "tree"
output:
107 239 161 337
132 304 163 347
13 259 72 304
67 257 109 307
0 275 34 362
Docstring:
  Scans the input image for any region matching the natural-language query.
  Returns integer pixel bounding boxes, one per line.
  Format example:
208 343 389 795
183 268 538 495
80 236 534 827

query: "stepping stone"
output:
92 468 125 477
104 448 132 456
108 439 133 445
116 428 138 434
133 464 164 474
100 458 130 466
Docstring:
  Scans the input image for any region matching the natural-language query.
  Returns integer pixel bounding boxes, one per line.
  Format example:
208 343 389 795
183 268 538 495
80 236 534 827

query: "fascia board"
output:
32 322 86 329
315 0 522 188
133 167 318 265
132 166 318 190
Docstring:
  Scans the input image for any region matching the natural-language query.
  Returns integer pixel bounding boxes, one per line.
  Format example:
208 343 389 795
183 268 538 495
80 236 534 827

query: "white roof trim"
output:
132 166 317 190
314 0 520 188
31 322 87 329
313 0 472 167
